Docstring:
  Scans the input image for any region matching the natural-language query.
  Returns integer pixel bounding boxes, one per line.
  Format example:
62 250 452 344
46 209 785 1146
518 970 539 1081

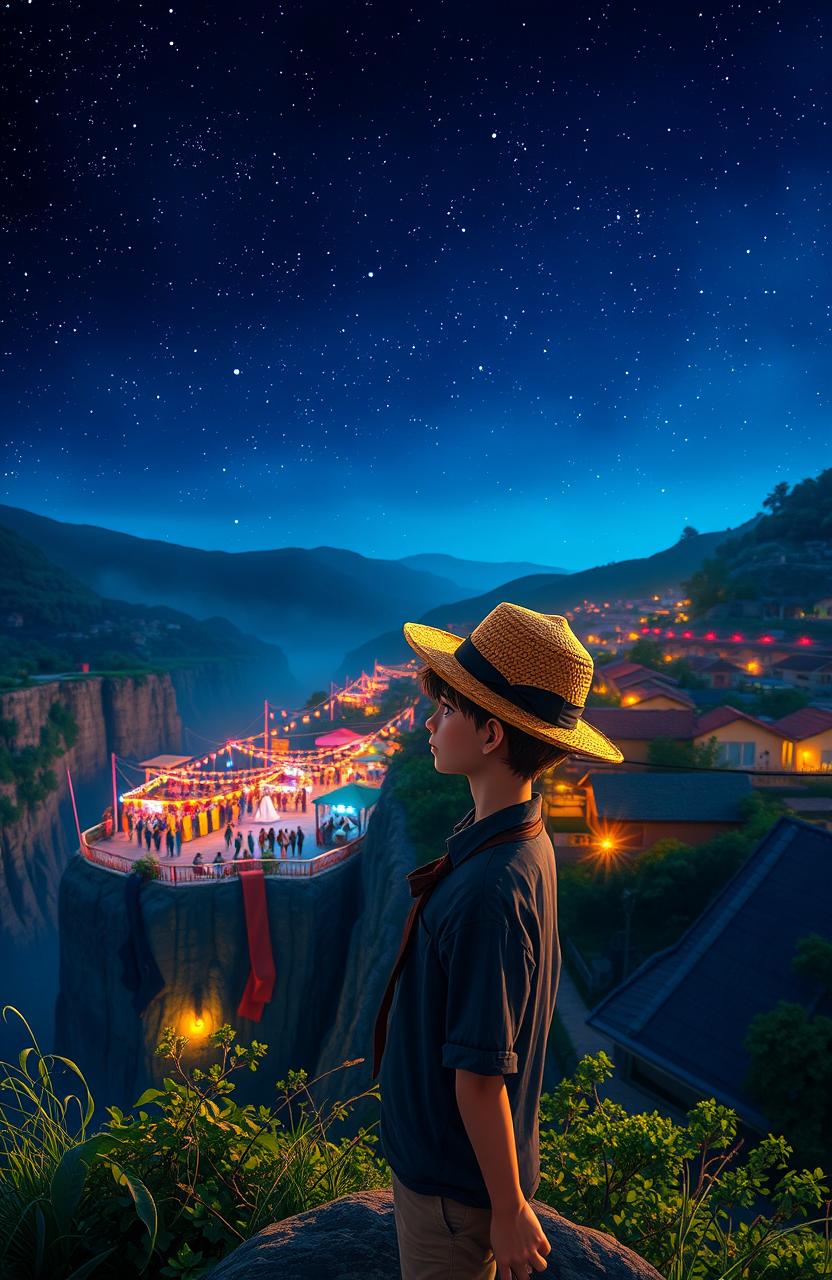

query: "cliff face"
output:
55 842 365 1113
0 675 182 943
168 658 301 743
0 675 182 1061
53 780 417 1120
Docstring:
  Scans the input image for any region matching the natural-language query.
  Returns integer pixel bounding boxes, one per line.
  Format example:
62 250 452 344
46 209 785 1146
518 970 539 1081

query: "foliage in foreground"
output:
0 1008 830 1280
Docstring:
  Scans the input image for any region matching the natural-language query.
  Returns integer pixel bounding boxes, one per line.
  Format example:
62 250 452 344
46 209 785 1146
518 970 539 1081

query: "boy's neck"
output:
468 774 533 824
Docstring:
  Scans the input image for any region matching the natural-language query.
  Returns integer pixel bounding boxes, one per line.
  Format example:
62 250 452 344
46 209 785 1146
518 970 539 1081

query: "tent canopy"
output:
138 754 193 770
313 782 382 812
314 727 365 748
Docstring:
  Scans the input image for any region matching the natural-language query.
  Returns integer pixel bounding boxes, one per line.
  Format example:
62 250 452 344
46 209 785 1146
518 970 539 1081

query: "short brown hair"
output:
416 662 570 782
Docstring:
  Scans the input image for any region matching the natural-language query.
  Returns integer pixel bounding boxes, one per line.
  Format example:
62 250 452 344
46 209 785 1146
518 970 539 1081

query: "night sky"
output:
3 2 831 569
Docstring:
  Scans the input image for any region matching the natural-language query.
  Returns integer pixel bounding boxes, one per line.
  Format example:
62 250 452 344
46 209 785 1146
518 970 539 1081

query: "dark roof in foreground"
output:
586 817 832 1129
586 769 752 823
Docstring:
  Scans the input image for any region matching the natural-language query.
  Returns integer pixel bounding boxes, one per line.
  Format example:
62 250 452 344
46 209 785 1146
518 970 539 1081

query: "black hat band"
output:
453 635 584 730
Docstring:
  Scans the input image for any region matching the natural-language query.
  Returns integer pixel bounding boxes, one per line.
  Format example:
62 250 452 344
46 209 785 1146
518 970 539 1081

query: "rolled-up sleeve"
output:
438 917 535 1075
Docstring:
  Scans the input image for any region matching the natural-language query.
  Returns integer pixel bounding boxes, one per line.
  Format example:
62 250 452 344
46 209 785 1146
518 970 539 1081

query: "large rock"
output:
207 1189 664 1279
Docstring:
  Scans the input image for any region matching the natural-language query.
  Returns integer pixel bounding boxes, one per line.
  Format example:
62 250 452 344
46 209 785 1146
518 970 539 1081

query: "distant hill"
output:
0 507 471 688
397 552 569 594
685 468 832 617
339 520 761 676
0 524 297 694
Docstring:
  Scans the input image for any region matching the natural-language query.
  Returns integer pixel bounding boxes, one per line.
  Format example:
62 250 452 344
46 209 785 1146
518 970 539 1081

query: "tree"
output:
762 480 792 515
745 933 832 1165
680 525 699 540
647 734 721 770
625 637 665 670
683 554 734 616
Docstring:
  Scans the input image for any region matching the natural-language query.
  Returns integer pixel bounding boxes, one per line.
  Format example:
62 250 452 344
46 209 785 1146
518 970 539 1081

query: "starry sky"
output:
3 2 831 570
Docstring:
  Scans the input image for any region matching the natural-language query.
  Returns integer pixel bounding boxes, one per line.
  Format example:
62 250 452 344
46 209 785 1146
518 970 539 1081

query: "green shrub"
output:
1 1011 829 1279
132 856 161 881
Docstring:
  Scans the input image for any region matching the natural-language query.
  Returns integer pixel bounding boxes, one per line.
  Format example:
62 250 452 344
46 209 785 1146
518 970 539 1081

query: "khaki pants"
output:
391 1169 497 1279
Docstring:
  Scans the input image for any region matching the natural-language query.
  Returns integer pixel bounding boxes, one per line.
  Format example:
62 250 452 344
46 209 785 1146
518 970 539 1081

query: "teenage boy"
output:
373 602 623 1280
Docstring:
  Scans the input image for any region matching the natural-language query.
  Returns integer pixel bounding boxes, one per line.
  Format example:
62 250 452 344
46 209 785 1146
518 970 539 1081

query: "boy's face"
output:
425 691 504 777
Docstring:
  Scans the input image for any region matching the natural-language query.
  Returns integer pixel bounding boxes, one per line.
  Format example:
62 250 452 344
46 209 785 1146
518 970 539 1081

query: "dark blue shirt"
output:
379 790 560 1209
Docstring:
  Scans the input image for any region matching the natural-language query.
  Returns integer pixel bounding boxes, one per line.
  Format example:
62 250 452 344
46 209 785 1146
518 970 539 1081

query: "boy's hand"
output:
490 1199 551 1278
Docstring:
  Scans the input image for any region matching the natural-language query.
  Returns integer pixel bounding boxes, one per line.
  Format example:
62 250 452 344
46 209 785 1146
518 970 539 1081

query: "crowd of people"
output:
319 813 360 845
123 783 310 857
189 821 307 878
120 761 379 875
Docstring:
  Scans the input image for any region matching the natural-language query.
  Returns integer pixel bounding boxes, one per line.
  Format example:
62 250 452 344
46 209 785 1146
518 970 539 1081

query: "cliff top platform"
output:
82 779 370 883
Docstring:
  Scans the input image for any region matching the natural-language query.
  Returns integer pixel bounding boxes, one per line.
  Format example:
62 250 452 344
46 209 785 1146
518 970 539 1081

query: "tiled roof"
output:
597 660 644 679
698 658 744 674
616 667 679 690
772 654 832 673
772 706 832 740
586 769 752 822
582 708 697 740
695 704 788 737
623 682 695 707
586 818 832 1127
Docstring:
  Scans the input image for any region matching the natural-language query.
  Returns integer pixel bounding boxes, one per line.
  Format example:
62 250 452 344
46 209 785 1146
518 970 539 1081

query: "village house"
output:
692 657 746 690
586 818 832 1136
771 652 832 694
581 701 832 777
582 707 698 765
772 706 832 772
595 659 696 710
693 705 789 771
617 679 696 711
582 770 752 855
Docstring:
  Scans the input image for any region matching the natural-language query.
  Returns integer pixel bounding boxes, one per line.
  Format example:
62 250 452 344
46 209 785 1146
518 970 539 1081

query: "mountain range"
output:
0 502 760 693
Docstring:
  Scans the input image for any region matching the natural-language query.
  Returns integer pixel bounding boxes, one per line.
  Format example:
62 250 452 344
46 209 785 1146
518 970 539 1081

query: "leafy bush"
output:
1 1012 829 1279
132 856 161 881
540 1051 831 1280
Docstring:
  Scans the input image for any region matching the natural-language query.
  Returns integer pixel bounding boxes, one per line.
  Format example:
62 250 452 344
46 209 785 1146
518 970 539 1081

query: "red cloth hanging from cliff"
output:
237 866 276 1022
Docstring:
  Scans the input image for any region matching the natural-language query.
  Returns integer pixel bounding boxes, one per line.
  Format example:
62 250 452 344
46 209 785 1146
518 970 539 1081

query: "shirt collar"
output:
445 791 543 868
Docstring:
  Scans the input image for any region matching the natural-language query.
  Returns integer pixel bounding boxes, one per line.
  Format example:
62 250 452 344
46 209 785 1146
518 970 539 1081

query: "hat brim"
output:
403 621 624 764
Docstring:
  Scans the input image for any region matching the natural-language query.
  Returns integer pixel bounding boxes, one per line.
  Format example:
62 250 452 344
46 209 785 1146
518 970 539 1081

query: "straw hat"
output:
403 602 624 763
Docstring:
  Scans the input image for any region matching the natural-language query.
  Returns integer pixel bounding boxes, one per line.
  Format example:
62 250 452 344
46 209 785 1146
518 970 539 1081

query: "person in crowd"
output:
234 830 243 859
296 825 304 857
289 828 296 856
152 823 163 854
166 827 175 858
258 827 266 853
267 826 276 854
224 822 233 850
247 830 255 857
135 815 144 846
126 810 134 839
175 821 183 856
191 850 204 877
301 787 307 813
212 849 225 877
144 821 153 851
